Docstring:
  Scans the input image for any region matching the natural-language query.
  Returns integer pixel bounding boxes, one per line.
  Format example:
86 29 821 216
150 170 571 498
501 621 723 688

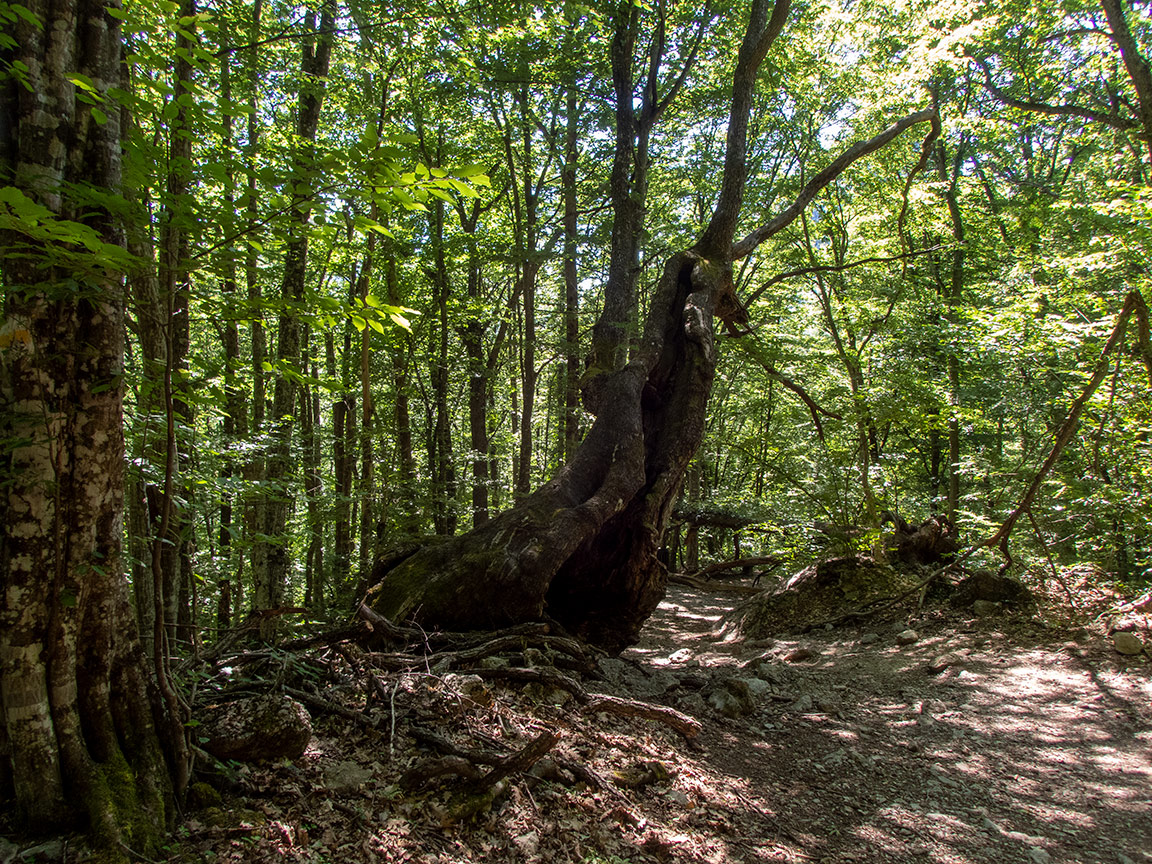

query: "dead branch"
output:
471 729 561 792
583 694 702 740
691 556 782 579
467 665 590 700
282 685 377 729
668 573 762 593
986 290 1151 561
356 603 423 644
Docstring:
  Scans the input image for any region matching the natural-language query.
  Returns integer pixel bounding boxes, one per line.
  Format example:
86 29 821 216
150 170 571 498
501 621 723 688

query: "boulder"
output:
951 571 1032 609
199 694 312 762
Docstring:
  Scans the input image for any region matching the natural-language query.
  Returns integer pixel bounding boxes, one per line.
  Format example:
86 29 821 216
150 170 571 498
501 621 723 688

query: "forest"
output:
2 0 1151 860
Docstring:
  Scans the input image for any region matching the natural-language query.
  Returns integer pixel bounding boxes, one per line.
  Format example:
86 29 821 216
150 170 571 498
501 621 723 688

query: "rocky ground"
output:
3 577 1150 864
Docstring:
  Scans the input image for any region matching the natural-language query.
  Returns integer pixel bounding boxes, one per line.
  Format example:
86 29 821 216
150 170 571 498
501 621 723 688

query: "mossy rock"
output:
723 556 919 640
198 694 312 763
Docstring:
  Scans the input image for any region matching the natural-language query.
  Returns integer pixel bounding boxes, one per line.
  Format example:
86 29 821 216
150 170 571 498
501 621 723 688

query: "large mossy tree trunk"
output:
367 0 933 653
0 0 178 853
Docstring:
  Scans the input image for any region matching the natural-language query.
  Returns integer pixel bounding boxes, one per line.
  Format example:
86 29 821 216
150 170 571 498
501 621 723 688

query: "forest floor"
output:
5 577 1150 864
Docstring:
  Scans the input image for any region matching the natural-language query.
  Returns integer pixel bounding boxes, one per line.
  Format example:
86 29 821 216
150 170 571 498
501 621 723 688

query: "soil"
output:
4 580 1149 864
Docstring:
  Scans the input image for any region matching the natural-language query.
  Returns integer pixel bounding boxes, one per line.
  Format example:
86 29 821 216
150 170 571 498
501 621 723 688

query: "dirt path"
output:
621 583 1152 864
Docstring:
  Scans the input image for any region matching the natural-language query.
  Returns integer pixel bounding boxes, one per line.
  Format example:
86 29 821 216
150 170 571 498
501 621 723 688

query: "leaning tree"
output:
367 0 935 652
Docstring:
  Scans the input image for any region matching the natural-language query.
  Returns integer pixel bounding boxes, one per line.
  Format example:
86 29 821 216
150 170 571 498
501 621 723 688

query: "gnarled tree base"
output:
367 253 723 653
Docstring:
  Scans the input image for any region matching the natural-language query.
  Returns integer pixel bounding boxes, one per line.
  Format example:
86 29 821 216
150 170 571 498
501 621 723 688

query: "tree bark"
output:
366 0 932 652
0 0 176 850
254 1 334 640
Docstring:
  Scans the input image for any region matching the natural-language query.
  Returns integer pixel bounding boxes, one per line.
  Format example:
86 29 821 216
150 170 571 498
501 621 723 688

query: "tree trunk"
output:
563 84 582 461
254 1 334 639
0 0 176 850
366 0 931 652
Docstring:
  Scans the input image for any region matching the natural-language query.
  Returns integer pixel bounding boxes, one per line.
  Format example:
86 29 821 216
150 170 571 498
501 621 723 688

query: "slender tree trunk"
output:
384 220 419 537
563 85 582 461
463 232 491 526
243 0 266 617
0 0 176 850
300 329 324 610
217 54 246 633
935 138 966 523
254 2 334 639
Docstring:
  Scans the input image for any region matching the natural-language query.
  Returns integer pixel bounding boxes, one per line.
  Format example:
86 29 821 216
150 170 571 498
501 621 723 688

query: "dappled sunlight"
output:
623 583 1152 863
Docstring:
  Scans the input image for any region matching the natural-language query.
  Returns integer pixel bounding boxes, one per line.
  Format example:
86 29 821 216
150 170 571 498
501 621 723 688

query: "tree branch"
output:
731 108 936 260
972 56 1140 133
742 244 951 308
986 290 1152 557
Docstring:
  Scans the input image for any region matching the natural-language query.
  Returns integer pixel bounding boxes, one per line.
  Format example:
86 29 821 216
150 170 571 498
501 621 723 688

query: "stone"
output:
708 678 755 718
743 677 773 698
972 599 1000 617
668 648 694 663
199 694 312 762
443 673 493 706
1118 854 1136 864
791 693 815 713
15 841 63 862
859 632 881 645
665 789 692 807
512 831 540 857
928 653 959 674
324 760 374 793
951 571 1032 607
1028 847 1051 864
784 646 815 662
896 629 919 646
1112 631 1146 656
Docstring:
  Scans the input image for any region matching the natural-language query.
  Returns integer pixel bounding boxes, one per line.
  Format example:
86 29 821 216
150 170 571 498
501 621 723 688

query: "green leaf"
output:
90 106 107 125
10 4 43 28
67 73 98 93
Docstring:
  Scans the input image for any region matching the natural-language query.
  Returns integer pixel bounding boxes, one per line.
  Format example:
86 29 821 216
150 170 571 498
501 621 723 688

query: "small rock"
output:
896 629 919 646
665 789 692 807
982 817 1000 833
784 646 815 662
676 670 710 689
743 677 773 698
668 648 694 663
1118 854 1136 864
324 760 374 793
1112 631 1145 656
1028 847 1051 864
16 841 64 862
444 673 493 706
972 599 1000 617
817 694 842 712
708 678 755 718
859 632 881 645
791 693 815 713
928 653 958 674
